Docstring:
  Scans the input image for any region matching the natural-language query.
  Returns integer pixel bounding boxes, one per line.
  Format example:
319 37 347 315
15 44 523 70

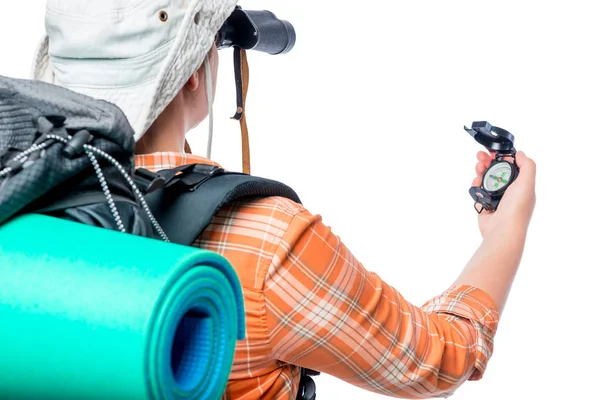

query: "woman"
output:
32 1 536 398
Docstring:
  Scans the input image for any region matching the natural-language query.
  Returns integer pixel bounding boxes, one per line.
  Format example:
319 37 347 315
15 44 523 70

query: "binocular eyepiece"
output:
216 6 296 55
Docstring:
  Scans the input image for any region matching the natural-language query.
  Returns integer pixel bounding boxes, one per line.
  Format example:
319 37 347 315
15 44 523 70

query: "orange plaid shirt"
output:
135 152 500 400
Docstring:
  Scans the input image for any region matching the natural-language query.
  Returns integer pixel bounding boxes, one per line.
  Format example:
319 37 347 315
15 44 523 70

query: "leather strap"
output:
184 140 192 154
232 47 251 174
186 48 251 171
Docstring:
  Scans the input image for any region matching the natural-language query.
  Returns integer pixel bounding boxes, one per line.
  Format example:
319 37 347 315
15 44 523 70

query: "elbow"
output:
412 313 493 398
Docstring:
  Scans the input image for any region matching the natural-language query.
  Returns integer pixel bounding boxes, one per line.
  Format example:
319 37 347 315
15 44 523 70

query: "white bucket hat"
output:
31 0 237 142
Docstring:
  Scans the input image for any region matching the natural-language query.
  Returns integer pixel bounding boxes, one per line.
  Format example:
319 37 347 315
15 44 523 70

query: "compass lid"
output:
464 121 516 153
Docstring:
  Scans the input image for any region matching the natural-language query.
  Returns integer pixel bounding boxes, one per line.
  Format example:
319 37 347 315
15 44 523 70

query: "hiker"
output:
31 1 536 399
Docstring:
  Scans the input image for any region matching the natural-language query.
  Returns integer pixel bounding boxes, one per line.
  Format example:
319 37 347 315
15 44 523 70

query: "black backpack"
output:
0 75 318 400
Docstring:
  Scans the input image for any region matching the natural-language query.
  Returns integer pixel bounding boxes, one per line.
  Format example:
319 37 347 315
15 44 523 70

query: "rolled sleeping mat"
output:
0 214 245 400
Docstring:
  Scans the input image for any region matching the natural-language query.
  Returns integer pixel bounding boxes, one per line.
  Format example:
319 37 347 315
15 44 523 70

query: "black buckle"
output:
165 164 225 192
296 368 319 400
134 168 166 194
135 164 226 194
191 163 225 178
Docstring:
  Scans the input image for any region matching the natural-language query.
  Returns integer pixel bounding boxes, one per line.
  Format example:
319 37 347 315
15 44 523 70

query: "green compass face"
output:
483 161 513 192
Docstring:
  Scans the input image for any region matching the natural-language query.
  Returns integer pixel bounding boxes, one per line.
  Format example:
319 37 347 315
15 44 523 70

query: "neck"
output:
135 97 187 154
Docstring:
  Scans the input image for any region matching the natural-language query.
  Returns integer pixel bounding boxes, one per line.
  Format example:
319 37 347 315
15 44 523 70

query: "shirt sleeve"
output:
263 209 500 399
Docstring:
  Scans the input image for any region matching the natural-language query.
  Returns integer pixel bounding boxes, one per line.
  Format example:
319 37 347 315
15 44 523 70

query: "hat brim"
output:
33 36 158 141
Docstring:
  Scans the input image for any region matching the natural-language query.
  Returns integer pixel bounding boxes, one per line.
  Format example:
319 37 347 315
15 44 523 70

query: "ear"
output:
186 70 201 92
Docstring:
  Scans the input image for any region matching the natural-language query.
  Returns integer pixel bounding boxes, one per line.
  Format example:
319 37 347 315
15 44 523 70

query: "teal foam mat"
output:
0 214 245 399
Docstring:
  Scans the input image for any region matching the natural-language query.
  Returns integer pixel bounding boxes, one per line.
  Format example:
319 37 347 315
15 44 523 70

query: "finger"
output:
476 152 494 172
477 151 492 162
476 161 487 176
515 151 536 183
515 151 528 168
472 151 495 187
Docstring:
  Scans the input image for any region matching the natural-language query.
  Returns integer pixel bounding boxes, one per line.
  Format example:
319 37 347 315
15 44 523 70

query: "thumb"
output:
514 151 536 184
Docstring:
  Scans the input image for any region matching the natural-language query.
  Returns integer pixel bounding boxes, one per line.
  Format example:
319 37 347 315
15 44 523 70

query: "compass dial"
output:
483 161 513 192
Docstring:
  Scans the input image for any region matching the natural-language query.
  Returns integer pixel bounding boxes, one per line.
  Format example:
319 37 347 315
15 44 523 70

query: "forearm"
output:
452 223 528 315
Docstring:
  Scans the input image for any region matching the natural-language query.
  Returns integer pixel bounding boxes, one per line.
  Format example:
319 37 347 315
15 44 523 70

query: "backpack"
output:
0 75 318 400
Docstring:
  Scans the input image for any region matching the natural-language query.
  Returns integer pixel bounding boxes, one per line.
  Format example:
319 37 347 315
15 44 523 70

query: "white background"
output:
2 1 599 399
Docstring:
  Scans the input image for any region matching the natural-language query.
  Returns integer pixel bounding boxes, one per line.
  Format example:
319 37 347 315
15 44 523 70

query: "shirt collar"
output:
134 152 222 173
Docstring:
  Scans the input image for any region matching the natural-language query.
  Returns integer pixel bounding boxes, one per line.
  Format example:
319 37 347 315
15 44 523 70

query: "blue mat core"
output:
171 310 210 391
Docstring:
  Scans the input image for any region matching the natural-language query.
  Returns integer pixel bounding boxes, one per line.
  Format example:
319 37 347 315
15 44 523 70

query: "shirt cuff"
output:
421 285 500 380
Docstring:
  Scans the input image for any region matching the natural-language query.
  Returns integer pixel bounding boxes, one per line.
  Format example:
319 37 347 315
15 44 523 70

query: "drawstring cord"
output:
0 134 170 242
205 53 215 160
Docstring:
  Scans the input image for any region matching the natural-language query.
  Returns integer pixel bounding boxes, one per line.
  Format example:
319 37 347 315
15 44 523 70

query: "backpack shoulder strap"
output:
138 164 302 246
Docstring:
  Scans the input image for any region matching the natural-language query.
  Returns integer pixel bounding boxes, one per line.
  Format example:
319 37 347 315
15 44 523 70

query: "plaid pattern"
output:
136 152 500 400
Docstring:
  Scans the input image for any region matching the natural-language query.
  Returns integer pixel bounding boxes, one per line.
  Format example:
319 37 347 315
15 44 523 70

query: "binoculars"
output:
216 6 296 55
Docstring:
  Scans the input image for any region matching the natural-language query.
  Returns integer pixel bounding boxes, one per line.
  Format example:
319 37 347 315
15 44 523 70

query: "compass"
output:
464 121 519 213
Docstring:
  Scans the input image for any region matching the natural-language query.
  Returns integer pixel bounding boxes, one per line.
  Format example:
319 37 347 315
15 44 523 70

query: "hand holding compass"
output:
464 121 519 214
